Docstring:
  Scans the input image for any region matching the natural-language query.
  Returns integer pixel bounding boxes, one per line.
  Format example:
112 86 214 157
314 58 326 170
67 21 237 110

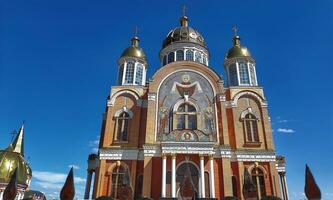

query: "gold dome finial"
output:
131 26 140 47
179 5 188 27
232 26 241 46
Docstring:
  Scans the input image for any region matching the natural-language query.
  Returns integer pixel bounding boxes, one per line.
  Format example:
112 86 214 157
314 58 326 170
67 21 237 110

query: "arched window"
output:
244 114 259 142
239 62 250 84
195 51 202 62
251 168 266 198
176 103 197 130
115 112 130 141
185 50 194 61
176 50 184 61
135 63 144 85
168 52 175 63
163 55 167 66
111 165 126 198
202 54 207 65
124 61 135 84
229 63 238 86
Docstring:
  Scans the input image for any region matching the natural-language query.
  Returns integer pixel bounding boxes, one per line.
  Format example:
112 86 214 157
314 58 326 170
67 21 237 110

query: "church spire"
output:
11 123 25 156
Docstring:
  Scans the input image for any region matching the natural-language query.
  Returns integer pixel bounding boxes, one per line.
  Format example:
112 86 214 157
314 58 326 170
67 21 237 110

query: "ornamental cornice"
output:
161 142 215 155
148 93 157 101
99 148 139 160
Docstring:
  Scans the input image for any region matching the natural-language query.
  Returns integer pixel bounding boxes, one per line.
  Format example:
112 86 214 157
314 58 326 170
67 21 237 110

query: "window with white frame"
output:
176 50 184 61
202 54 207 65
249 64 257 86
195 51 202 62
135 63 144 85
239 62 250 84
229 63 238 86
185 50 194 61
115 112 130 141
124 62 135 84
168 52 175 63
244 113 259 142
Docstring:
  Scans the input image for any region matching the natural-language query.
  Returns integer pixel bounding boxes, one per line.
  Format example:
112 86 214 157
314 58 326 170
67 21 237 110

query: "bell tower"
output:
118 32 147 86
224 27 258 87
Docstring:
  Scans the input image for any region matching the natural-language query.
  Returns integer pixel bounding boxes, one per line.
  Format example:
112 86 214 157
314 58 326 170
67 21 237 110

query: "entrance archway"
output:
176 161 199 200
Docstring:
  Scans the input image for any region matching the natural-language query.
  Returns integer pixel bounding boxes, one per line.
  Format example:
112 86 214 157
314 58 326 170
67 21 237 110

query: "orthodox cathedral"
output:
85 13 289 200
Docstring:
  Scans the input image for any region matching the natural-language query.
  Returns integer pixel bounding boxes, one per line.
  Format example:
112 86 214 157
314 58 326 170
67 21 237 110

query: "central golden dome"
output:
162 16 206 49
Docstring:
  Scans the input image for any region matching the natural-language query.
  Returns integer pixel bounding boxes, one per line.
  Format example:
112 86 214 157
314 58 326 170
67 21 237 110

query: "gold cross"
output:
232 25 238 36
182 5 187 16
134 26 139 37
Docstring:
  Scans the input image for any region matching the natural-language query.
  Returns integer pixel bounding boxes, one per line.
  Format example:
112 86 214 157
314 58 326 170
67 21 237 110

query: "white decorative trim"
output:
108 90 140 106
114 107 134 118
161 142 215 155
233 150 276 162
99 148 139 160
172 99 200 112
229 91 268 108
143 144 160 157
217 93 226 102
148 93 157 101
240 107 260 120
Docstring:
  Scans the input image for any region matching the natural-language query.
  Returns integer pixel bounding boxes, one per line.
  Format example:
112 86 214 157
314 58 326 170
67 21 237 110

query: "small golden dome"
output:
162 16 206 49
226 36 252 59
0 148 32 186
120 36 146 60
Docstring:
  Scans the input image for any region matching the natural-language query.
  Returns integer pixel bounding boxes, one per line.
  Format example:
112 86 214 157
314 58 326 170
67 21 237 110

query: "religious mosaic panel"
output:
157 71 216 142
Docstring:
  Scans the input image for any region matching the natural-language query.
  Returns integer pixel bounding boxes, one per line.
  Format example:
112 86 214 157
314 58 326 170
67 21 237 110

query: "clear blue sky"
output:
1 0 332 199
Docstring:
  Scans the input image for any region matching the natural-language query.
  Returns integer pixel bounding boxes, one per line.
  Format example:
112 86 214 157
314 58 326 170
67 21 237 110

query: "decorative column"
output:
279 172 289 200
161 154 167 198
200 155 205 198
209 155 215 198
171 154 177 198
84 169 93 199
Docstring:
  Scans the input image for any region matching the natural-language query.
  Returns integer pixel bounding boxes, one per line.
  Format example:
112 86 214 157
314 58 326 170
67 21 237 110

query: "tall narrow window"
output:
134 175 143 199
135 63 144 85
111 165 126 198
239 62 250 84
115 112 130 141
186 50 194 61
124 62 135 84
195 51 202 62
249 64 257 86
202 54 207 65
232 176 238 197
176 50 184 61
251 168 266 199
175 103 197 130
118 64 124 84
163 55 167 66
168 52 175 63
244 114 259 142
229 64 238 86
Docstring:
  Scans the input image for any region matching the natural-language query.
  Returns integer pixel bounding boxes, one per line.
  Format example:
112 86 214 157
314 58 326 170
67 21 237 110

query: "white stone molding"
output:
161 142 215 155
217 93 226 102
240 107 260 120
228 91 268 108
114 107 134 118
108 90 140 106
143 144 160 157
99 148 139 160
233 150 276 162
148 93 157 101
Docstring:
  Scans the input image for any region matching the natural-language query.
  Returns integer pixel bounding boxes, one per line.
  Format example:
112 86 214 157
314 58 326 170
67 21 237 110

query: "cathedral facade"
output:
88 14 288 200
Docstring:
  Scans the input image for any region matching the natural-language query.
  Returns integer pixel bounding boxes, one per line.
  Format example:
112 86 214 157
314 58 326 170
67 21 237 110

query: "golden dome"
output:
162 16 206 49
120 36 146 60
226 36 252 59
0 147 32 186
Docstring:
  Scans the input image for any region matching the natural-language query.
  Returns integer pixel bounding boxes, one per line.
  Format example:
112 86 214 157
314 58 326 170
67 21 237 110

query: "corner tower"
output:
224 29 258 87
118 35 147 86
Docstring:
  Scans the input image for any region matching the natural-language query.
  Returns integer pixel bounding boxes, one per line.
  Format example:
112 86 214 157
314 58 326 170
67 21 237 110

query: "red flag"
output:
304 164 321 200
3 168 18 200
60 167 75 200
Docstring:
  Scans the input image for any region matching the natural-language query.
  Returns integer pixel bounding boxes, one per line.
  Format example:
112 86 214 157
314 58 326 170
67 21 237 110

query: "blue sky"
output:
1 0 332 199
